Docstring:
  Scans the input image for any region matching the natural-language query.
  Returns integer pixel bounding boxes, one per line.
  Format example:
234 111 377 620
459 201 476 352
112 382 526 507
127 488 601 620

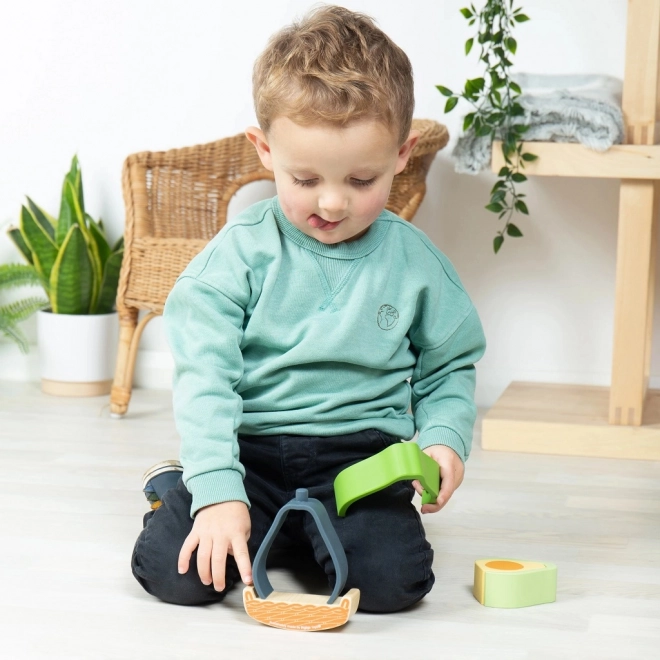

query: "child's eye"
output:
351 177 376 187
292 177 317 187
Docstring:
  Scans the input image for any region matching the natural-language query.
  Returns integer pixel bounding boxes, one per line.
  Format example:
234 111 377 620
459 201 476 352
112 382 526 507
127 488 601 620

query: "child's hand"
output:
178 500 252 591
412 445 465 514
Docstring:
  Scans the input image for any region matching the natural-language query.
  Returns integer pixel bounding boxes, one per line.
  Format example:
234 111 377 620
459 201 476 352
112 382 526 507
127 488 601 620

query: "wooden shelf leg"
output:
609 179 659 425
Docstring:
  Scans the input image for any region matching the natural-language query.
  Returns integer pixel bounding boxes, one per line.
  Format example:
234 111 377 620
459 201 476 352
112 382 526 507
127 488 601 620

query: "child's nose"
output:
318 191 348 219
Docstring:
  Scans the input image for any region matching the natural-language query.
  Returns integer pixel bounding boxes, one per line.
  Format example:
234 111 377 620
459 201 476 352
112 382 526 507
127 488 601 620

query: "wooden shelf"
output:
482 1 660 459
482 382 660 461
492 141 660 179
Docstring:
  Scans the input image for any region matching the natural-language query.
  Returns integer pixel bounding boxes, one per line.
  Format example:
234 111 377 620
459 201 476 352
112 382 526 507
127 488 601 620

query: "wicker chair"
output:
109 119 449 416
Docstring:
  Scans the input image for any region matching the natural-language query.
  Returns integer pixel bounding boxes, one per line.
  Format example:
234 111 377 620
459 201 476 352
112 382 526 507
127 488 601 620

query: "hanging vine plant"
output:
437 0 534 253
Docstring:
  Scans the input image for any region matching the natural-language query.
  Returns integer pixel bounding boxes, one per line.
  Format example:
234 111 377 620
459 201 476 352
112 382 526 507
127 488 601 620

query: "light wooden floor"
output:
0 382 658 660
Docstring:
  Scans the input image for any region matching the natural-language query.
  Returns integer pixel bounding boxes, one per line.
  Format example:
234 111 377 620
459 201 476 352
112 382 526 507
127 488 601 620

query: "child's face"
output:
246 117 418 243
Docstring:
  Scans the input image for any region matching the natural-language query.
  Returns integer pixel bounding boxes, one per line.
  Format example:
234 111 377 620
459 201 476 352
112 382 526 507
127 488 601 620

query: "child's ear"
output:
245 126 273 171
394 129 420 175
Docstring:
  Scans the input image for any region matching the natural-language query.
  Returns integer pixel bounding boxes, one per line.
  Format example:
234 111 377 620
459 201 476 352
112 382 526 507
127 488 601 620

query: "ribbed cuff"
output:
186 469 250 518
417 426 468 463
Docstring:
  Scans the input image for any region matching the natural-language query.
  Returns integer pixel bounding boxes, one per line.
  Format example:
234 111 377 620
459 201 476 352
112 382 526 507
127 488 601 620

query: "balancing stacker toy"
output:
243 488 360 631
244 442 441 631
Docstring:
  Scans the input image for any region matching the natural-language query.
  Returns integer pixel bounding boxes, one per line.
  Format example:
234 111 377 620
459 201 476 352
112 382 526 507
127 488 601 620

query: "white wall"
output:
1 0 646 409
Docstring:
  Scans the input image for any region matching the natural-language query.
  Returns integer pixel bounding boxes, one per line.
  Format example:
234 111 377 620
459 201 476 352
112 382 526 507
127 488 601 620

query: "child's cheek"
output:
278 190 301 222
357 187 390 221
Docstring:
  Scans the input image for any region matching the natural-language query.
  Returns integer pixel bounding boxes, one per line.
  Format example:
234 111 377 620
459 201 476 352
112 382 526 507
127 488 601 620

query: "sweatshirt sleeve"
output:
408 252 487 463
163 239 252 517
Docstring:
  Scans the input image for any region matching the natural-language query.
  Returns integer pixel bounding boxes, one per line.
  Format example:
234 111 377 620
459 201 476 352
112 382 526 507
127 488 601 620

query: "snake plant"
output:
7 156 124 315
0 263 48 352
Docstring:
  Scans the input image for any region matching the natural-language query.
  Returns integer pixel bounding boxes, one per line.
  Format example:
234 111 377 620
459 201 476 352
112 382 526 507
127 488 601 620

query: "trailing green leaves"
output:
438 1 534 253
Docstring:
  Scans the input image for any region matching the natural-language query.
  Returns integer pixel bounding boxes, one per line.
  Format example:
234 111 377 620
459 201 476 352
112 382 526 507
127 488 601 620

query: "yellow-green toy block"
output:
473 559 557 608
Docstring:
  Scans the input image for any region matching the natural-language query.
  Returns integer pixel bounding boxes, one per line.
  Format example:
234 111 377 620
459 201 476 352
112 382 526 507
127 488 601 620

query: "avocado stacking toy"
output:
473 558 557 608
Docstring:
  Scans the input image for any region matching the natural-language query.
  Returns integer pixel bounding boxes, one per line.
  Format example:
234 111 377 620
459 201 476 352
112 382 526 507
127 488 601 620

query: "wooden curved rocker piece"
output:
243 488 360 632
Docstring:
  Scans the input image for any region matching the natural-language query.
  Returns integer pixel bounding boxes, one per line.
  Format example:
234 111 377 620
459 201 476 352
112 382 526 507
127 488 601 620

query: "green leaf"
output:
65 155 85 215
515 200 529 214
20 205 58 283
57 178 75 246
0 318 29 353
493 235 504 253
490 180 507 194
49 224 93 314
498 167 511 177
7 227 33 264
505 37 517 54
88 214 111 268
463 113 476 132
491 190 506 204
507 223 523 237
514 13 530 22
522 152 538 161
460 7 473 18
64 179 85 228
510 81 522 95
486 202 504 213
444 96 459 113
0 263 41 290
64 182 102 310
94 248 124 314
0 296 48 323
511 172 527 183
465 37 474 55
476 125 492 137
436 85 453 97
112 236 124 252
26 197 56 241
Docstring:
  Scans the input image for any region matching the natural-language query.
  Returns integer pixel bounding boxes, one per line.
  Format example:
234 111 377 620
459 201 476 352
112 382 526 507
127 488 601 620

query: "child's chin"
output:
313 231 345 244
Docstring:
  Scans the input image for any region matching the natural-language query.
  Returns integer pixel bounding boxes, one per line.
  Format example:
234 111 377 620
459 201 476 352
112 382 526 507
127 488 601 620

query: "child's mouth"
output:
307 214 343 231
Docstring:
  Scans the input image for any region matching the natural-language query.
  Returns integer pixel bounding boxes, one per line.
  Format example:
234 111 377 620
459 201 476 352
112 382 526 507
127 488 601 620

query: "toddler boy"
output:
132 5 486 613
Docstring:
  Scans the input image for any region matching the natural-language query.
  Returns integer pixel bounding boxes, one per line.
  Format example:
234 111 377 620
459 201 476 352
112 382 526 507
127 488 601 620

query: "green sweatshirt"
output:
164 197 486 516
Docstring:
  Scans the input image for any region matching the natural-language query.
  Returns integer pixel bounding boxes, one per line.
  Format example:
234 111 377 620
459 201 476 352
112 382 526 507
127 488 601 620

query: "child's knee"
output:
131 530 220 606
355 568 435 613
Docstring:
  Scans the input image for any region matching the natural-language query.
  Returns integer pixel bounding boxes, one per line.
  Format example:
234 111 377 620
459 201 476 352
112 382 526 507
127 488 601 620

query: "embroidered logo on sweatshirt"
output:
377 304 399 330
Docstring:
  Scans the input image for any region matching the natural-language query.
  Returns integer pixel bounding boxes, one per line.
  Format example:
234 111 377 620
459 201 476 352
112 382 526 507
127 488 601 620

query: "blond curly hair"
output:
252 4 415 145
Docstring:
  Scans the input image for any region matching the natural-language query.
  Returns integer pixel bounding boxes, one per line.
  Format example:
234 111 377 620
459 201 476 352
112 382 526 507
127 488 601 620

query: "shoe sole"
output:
142 460 183 490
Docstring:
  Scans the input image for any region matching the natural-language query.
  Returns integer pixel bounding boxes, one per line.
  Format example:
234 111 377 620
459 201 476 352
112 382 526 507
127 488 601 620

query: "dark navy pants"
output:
131 429 434 613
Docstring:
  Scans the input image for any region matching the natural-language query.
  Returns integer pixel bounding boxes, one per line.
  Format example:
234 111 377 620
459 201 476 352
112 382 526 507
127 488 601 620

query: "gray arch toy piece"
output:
252 488 348 605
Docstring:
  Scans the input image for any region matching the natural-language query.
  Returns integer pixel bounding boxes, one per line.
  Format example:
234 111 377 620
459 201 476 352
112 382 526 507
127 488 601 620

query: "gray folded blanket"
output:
452 73 625 174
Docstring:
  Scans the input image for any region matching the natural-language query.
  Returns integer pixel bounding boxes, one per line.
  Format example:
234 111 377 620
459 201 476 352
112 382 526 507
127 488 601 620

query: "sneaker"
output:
142 460 183 510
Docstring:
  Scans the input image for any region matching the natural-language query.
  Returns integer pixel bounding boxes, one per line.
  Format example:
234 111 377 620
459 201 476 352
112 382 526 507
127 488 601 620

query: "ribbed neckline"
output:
271 196 389 260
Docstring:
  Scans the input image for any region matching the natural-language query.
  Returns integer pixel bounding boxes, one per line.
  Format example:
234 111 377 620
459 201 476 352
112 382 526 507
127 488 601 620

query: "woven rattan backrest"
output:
118 119 448 314
123 133 273 242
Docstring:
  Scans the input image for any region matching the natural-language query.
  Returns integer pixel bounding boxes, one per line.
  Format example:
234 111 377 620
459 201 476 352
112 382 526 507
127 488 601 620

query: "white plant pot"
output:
37 310 119 397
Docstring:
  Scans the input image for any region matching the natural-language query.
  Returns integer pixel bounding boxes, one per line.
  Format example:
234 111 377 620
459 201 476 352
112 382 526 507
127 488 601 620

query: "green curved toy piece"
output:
334 442 440 517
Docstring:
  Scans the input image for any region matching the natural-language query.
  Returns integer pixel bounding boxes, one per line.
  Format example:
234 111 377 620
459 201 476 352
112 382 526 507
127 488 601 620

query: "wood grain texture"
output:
0 383 658 659
483 382 660 459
